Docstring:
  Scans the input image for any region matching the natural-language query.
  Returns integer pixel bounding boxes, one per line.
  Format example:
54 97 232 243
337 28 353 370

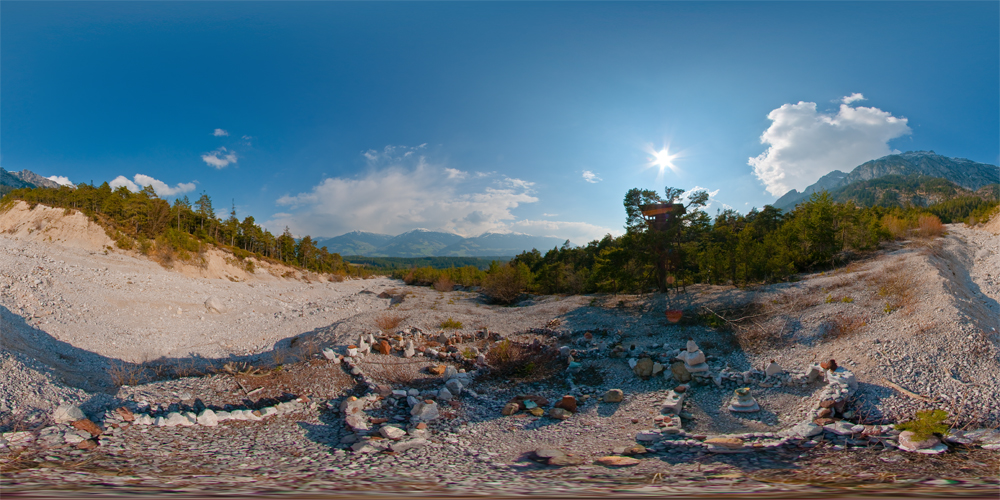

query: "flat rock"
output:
553 395 577 413
595 456 640 466
705 437 744 449
898 431 941 451
603 389 624 403
379 426 407 440
71 419 102 437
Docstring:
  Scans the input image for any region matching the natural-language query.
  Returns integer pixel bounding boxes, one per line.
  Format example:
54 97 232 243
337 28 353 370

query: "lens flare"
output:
645 144 680 174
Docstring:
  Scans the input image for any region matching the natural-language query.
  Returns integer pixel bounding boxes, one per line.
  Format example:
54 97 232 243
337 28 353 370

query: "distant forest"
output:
343 256 509 270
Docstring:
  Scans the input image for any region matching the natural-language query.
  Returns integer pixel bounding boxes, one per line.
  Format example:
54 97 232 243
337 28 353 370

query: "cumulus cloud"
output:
201 147 238 169
582 170 601 183
748 94 911 196
213 128 229 137
46 175 73 186
109 174 196 196
682 186 731 211
268 158 538 238
362 144 428 164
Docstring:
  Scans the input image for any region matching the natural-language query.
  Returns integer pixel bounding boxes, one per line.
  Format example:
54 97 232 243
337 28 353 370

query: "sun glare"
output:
646 144 680 174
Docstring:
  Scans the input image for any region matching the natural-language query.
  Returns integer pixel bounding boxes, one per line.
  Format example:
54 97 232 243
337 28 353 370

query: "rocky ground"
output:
1 205 999 497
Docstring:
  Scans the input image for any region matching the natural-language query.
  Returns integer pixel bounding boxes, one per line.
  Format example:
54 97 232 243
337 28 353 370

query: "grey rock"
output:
204 296 227 313
53 404 85 424
196 409 218 427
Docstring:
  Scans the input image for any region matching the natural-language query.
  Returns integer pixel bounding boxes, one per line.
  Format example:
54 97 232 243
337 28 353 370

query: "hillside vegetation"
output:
0 183 369 278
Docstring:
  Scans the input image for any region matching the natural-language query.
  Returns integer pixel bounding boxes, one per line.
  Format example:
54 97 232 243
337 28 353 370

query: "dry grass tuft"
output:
916 214 945 239
865 260 917 314
107 361 148 387
374 312 407 333
821 313 868 341
482 339 561 382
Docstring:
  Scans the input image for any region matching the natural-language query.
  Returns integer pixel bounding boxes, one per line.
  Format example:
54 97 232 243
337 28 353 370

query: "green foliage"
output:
896 409 950 441
0 183 366 277
440 317 463 329
482 261 531 304
347 256 507 270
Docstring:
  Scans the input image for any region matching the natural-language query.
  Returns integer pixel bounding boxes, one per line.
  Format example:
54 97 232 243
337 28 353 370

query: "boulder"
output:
53 404 85 424
204 296 227 314
437 388 454 401
445 378 463 395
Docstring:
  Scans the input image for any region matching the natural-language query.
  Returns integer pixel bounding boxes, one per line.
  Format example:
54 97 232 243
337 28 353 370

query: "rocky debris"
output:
204 296 227 314
595 456 640 466
53 404 85 424
728 387 760 413
603 389 624 403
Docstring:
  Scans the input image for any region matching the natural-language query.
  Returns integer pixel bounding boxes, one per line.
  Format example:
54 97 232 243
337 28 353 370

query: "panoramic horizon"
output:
2 2 997 243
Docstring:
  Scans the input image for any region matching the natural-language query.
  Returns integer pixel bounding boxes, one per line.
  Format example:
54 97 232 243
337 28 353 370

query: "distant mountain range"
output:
0 168 67 196
774 151 999 210
313 229 571 257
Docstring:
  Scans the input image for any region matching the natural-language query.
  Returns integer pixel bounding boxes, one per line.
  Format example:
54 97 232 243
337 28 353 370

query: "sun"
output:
646 144 680 174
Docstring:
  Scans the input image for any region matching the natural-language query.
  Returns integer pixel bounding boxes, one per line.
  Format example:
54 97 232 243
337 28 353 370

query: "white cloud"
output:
362 144 428 164
46 175 73 186
511 219 620 244
841 93 865 105
582 170 601 183
109 174 196 197
201 147 238 169
213 128 229 137
681 186 731 211
444 168 467 180
748 94 911 196
268 158 538 238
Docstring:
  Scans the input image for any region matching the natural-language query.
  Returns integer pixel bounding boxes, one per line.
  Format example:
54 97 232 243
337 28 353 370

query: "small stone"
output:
390 438 428 453
379 426 407 440
549 407 571 420
595 456 640 466
76 439 98 450
204 295 227 313
528 407 545 416
623 445 646 455
820 359 838 371
116 407 135 422
71 419 102 437
375 340 391 355
437 388 454 401
322 348 339 360
898 431 942 452
554 395 578 413
53 404 85 424
547 454 585 466
764 360 783 377
704 437 744 449
410 400 439 421
501 402 520 416
196 409 218 426
603 389 624 403
428 365 446 375
633 357 654 378
534 447 566 459
445 378 463 395
671 362 692 383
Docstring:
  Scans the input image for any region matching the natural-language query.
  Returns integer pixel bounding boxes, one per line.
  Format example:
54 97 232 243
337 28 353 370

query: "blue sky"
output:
3 2 997 243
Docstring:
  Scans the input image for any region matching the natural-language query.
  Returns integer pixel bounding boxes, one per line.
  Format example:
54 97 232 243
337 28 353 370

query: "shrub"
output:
881 215 909 240
433 275 456 292
375 312 406 333
483 339 560 382
896 409 950 440
916 214 945 238
440 317 463 330
482 262 530 304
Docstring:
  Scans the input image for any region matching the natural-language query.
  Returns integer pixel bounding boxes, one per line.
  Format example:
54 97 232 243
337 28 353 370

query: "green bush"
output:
896 409 950 440
482 261 530 304
440 317 463 329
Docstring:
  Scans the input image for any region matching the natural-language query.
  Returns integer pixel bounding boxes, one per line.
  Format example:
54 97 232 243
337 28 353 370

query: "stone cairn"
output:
728 387 760 413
